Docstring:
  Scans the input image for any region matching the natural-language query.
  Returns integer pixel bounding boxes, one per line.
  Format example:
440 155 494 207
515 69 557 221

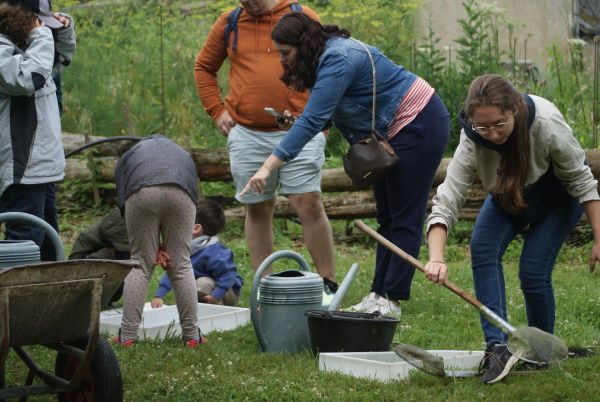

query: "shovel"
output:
392 344 479 378
354 220 568 365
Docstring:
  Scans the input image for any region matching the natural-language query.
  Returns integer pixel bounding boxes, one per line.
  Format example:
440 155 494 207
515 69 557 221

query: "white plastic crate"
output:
319 350 484 382
100 303 250 340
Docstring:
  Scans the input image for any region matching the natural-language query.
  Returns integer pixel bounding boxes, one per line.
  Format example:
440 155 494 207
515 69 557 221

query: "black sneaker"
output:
480 344 519 384
323 277 338 295
478 343 496 375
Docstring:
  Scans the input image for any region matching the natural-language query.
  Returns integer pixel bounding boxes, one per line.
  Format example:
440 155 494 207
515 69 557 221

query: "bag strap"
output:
352 38 376 132
224 7 244 52
225 3 303 52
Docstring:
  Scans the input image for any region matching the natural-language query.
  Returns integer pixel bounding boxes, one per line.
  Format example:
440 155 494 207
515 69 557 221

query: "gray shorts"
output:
227 124 326 204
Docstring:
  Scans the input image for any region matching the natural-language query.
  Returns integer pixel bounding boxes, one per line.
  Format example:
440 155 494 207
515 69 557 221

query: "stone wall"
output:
415 0 573 67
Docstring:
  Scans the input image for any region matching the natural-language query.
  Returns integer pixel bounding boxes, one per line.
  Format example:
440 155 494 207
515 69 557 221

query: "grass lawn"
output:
3 209 600 401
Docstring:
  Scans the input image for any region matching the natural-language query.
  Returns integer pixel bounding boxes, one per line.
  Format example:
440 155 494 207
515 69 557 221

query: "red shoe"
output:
111 329 136 347
185 336 208 349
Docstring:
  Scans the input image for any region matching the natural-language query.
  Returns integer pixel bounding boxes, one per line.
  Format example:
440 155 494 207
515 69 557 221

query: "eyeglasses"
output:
471 118 510 135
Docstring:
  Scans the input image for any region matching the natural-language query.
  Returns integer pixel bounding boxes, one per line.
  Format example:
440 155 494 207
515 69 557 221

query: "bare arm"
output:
583 200 600 273
425 224 449 283
239 154 283 196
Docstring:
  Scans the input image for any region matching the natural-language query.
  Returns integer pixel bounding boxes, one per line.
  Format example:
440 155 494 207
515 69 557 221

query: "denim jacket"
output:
273 36 417 161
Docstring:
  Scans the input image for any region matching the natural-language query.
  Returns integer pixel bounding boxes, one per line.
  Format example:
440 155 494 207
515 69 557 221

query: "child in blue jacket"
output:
151 198 243 307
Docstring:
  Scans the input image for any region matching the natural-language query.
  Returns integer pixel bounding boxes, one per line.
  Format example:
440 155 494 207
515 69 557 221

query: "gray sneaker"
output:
366 296 401 318
348 292 379 312
480 344 519 384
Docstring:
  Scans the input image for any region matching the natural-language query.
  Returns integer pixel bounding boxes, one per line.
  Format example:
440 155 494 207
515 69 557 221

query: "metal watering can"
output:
0 212 65 269
250 250 359 353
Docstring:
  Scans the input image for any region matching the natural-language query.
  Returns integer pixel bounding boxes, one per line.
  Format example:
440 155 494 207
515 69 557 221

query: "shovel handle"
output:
354 220 483 310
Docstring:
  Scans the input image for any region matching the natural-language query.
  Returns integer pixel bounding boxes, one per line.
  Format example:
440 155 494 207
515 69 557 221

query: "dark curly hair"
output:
0 2 37 49
271 12 350 92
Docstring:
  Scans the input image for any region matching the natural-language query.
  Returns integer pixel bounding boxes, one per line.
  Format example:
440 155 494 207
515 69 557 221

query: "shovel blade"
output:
508 327 568 364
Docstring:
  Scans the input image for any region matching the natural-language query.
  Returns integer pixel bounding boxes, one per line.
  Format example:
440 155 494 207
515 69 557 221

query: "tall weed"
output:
414 0 598 150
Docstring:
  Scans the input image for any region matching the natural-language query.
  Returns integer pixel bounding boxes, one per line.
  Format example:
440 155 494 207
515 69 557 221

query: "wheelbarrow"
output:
0 212 138 401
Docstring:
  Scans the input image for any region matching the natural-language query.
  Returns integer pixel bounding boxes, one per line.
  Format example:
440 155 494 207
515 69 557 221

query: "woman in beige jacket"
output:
425 74 600 384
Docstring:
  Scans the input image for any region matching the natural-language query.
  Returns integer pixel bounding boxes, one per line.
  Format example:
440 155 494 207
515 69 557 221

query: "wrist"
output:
264 154 283 173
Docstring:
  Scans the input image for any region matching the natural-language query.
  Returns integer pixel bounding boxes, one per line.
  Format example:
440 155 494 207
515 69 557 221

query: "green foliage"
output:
61 0 420 152
307 0 420 64
532 39 596 147
411 0 598 152
62 0 220 146
61 0 599 157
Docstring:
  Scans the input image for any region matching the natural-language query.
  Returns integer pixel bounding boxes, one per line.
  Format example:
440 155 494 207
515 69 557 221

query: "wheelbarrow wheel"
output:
55 336 123 402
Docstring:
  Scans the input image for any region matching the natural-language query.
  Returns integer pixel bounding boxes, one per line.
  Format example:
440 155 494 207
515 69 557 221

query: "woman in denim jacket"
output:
242 13 450 316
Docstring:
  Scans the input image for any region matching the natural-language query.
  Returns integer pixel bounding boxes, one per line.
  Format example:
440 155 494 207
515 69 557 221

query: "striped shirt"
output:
387 77 435 140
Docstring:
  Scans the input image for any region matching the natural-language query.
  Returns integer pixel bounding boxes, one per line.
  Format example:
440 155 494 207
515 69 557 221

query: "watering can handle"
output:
327 263 359 311
250 250 311 351
0 212 65 261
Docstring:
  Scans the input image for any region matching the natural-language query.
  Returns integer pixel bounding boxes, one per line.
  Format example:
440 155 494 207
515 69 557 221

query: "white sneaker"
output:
322 290 335 307
348 292 380 312
366 297 401 318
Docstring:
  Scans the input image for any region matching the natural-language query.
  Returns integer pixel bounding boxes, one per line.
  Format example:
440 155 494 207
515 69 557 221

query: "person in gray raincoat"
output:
0 0 75 260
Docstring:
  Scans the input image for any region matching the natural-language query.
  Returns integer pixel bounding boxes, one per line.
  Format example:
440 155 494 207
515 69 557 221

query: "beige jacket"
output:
427 95 599 233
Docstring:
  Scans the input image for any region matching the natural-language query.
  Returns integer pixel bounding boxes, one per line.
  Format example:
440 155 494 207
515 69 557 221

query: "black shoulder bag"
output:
342 40 399 189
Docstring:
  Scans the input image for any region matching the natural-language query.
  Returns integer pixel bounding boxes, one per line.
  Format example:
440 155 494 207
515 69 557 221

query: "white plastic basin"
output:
319 350 484 382
100 303 250 340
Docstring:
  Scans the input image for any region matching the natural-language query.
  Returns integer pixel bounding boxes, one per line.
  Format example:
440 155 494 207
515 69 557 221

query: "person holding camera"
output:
0 0 75 261
194 1 336 293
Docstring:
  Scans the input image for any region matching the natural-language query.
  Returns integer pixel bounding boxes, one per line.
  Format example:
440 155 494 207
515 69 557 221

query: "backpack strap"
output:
224 3 302 52
224 7 244 52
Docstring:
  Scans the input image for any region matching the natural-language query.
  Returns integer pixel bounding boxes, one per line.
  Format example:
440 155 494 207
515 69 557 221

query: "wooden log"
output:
190 149 233 181
61 134 600 221
64 158 117 182
223 191 484 222
63 134 600 189
62 133 138 157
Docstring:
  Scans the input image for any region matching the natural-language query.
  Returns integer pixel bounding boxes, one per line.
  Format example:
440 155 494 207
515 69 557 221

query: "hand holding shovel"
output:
354 220 568 365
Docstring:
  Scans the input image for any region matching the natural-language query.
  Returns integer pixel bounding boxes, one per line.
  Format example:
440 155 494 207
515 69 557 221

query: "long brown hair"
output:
271 12 350 92
465 74 530 214
0 3 37 49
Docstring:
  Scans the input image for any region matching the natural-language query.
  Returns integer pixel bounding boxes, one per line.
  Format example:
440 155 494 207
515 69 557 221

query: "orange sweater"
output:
194 0 319 131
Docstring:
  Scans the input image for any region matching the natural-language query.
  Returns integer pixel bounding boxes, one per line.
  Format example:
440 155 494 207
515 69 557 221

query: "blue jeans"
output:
471 192 582 345
371 94 449 300
0 183 59 261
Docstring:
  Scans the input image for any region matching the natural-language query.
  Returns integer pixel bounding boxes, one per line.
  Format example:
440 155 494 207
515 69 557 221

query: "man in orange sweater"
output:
194 0 336 289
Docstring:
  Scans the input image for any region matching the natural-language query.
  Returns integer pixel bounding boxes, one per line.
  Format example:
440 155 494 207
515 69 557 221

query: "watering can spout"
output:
327 263 359 311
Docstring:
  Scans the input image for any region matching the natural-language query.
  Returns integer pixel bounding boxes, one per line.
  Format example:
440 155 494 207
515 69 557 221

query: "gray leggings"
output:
120 185 199 341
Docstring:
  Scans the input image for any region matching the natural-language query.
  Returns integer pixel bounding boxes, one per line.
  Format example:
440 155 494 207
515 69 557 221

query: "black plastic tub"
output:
305 310 400 354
